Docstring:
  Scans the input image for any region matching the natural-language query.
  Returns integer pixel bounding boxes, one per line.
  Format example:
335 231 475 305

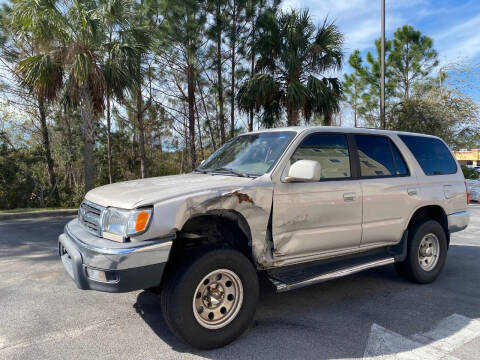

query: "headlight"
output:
102 207 153 241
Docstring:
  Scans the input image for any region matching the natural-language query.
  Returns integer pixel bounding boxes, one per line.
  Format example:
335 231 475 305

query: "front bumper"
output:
58 218 173 293
448 211 469 233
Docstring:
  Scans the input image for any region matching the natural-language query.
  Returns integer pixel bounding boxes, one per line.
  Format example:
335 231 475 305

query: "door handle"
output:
407 188 417 196
343 192 356 201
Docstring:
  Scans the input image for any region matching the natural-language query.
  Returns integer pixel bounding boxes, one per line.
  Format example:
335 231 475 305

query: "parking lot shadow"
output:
134 244 480 359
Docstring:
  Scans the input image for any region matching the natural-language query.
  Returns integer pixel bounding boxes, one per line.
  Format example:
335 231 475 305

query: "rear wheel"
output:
161 248 259 349
395 219 447 283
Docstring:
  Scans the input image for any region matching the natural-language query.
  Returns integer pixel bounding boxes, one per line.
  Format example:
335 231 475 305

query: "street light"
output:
380 0 386 129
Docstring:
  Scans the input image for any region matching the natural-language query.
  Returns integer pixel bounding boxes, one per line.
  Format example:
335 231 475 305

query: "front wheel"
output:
161 248 259 349
395 219 448 283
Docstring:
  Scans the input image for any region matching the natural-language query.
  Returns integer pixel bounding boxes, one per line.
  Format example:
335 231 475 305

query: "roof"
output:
246 126 438 138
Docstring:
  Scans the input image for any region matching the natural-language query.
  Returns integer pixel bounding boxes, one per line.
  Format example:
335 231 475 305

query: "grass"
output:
0 207 77 214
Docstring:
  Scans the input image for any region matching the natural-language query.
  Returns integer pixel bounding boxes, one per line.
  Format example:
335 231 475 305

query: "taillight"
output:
465 181 470 204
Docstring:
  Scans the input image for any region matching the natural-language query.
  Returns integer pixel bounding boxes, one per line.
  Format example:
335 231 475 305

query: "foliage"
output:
462 167 479 180
238 10 343 127
1 0 479 210
388 25 438 100
342 25 479 148
342 50 366 127
387 74 480 148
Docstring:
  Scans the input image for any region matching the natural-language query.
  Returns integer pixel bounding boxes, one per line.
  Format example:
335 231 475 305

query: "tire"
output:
395 219 448 284
161 248 259 349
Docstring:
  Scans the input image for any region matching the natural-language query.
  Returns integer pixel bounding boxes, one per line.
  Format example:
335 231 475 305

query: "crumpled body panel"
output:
85 173 275 268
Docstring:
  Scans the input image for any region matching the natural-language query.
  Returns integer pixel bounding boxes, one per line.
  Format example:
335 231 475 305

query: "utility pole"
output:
380 0 386 129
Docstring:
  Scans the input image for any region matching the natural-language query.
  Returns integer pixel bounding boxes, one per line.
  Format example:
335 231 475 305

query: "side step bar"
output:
269 257 395 292
267 231 407 292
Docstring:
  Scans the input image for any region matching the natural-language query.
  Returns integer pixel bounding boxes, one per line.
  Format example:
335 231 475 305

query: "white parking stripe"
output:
412 314 480 353
363 314 480 359
363 323 457 360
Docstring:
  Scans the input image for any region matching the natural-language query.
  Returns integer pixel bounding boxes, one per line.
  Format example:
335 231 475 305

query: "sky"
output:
280 0 480 125
281 0 480 66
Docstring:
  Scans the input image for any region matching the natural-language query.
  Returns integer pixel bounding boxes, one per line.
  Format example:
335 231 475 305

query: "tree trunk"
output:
198 80 217 150
62 110 75 188
216 4 226 145
286 104 299 126
136 86 147 178
353 78 358 128
194 100 205 160
248 49 255 132
79 88 96 193
404 42 410 101
181 111 187 173
106 95 113 183
230 4 237 139
187 65 197 171
38 96 59 205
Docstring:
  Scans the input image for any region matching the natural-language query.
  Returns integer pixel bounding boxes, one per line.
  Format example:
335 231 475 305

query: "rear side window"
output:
355 135 393 177
291 133 351 179
399 135 457 175
355 135 410 177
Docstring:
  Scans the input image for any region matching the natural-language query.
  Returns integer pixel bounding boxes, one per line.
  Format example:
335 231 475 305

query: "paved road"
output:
1 205 480 360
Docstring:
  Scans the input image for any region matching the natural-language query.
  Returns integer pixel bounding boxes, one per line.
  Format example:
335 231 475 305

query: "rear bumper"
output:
448 211 469 233
58 219 173 293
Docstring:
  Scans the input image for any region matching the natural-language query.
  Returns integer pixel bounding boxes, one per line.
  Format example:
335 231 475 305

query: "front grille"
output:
78 200 105 236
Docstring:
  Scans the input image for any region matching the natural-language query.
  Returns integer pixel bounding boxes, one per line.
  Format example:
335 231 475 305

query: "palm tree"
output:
99 0 137 183
238 10 343 127
8 1 63 205
14 0 138 192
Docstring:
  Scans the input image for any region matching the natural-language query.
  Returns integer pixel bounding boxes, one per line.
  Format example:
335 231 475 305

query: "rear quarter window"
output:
398 135 457 175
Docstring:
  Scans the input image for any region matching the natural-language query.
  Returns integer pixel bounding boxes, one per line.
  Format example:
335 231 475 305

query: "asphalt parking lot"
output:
1 205 480 360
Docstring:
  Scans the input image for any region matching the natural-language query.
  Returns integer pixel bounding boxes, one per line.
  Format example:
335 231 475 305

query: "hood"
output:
84 173 257 209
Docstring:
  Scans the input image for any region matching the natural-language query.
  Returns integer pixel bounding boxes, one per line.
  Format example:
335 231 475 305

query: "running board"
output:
268 231 407 292
269 257 395 292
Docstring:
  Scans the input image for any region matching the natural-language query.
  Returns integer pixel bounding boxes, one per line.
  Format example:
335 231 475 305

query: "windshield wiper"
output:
213 167 250 178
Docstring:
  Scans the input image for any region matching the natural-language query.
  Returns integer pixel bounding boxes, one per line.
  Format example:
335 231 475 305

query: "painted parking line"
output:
363 314 480 359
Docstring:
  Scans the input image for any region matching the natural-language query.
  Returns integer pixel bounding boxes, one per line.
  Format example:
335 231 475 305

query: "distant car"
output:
474 167 480 175
467 179 480 202
58 127 470 349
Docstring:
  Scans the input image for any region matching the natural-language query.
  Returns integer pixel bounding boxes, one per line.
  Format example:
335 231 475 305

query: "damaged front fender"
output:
145 177 275 268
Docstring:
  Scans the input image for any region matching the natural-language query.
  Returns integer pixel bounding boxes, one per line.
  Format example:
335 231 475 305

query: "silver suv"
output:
58 127 469 349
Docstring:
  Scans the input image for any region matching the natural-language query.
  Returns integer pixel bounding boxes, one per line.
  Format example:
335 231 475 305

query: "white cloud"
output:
281 0 429 54
434 15 480 63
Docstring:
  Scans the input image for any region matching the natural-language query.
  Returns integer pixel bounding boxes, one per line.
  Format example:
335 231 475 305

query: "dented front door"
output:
271 180 362 259
270 132 363 260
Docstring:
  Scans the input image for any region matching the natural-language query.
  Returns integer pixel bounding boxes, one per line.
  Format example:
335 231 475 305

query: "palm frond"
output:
307 75 342 124
311 19 343 72
17 53 63 100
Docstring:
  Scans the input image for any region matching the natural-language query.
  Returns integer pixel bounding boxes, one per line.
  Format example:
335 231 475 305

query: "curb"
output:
0 209 78 221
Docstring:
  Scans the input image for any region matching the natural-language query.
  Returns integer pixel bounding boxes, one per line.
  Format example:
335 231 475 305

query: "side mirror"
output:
284 160 321 182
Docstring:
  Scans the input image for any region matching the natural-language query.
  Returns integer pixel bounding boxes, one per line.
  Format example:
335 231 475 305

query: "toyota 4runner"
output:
58 127 469 349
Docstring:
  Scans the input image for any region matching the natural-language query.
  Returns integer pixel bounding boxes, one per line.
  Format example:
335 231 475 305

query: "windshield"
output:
198 131 296 176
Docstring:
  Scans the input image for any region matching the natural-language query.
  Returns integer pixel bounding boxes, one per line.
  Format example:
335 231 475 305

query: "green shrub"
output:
462 166 479 180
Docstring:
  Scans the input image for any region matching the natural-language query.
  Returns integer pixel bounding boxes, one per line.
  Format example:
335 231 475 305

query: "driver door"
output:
272 133 363 259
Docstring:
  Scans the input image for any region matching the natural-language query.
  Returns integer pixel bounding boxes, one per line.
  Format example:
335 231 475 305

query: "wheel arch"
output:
168 210 254 265
406 205 450 246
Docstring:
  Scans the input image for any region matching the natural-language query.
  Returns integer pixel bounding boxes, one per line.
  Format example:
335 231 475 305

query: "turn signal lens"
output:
135 211 150 232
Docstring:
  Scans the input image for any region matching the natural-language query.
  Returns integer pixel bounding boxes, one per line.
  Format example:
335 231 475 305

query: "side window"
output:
399 135 457 175
390 142 409 175
355 135 395 177
291 133 351 179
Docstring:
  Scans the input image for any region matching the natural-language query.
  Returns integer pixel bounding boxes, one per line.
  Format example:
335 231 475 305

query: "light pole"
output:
380 0 386 129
